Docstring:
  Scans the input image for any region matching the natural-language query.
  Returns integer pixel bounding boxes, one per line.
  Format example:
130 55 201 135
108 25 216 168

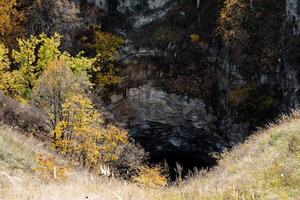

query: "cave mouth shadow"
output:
149 151 218 181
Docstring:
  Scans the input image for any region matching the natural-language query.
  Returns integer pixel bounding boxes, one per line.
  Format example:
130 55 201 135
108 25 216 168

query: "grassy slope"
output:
160 112 300 200
0 113 300 200
0 126 38 172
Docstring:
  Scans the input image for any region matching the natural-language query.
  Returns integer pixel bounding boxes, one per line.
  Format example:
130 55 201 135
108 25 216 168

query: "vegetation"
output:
218 0 249 57
33 153 69 182
133 166 168 188
218 0 285 72
52 94 103 167
81 26 124 99
0 0 299 199
32 58 90 129
0 0 25 47
0 126 37 171
0 31 141 179
0 43 10 92
0 34 95 100
1 112 300 199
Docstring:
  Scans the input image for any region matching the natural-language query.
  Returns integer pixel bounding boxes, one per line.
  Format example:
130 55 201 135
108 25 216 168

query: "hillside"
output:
1 0 300 172
1 0 300 199
1 0 300 189
1 112 299 200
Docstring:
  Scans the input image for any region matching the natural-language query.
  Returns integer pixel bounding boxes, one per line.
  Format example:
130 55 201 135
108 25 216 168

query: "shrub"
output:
0 92 48 133
98 125 129 163
33 154 69 182
133 166 168 188
112 142 149 179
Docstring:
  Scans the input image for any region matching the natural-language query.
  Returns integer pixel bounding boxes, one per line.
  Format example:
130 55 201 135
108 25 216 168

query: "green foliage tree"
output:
0 33 94 100
12 33 62 96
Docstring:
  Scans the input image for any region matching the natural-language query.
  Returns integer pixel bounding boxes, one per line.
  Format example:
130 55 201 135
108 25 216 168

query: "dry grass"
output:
0 125 46 172
1 112 300 200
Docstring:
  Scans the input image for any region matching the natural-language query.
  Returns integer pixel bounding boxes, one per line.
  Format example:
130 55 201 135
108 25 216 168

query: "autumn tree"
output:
218 0 249 56
99 125 128 163
11 33 61 97
0 43 9 85
0 34 63 99
33 57 129 168
32 58 90 130
81 26 124 99
0 43 22 96
0 0 25 47
53 98 129 168
53 94 103 167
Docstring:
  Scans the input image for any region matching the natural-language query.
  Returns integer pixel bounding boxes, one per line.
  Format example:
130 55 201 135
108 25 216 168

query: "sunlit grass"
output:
1 112 300 200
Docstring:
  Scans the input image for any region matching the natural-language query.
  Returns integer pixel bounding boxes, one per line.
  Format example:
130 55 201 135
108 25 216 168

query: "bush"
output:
112 142 149 179
0 92 48 133
33 154 69 182
133 166 168 188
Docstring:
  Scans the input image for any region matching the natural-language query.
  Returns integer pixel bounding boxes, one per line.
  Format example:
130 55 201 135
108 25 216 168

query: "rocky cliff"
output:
27 0 300 169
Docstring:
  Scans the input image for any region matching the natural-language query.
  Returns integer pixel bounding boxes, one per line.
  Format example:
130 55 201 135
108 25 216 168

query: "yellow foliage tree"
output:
33 57 129 169
81 26 124 91
99 125 128 163
53 95 130 168
0 33 94 100
0 43 9 69
12 33 62 96
218 0 249 54
94 30 124 88
53 94 103 167
0 0 25 47
32 58 90 129
0 44 23 96
0 43 9 90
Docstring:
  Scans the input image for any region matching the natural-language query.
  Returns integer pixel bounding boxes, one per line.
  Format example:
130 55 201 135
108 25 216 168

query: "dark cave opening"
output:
149 151 217 181
130 128 222 181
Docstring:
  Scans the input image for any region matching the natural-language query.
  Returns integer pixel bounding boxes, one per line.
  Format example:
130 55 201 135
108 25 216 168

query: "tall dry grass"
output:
1 112 300 200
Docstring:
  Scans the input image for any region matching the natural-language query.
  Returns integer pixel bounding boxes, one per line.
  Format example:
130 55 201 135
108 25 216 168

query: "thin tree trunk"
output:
250 0 253 10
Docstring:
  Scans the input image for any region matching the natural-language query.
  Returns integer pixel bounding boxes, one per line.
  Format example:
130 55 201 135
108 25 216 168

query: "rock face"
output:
27 0 175 50
112 0 175 28
116 0 171 12
29 0 300 169
87 0 108 10
27 0 104 51
286 0 300 35
105 0 299 167
108 85 221 167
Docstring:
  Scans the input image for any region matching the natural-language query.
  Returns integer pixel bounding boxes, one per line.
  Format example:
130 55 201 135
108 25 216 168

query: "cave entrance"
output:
150 151 217 181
